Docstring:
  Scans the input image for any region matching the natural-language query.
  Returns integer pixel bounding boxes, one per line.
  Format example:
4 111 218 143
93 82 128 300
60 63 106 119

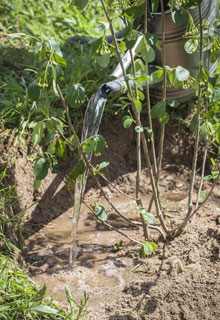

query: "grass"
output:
0 254 89 319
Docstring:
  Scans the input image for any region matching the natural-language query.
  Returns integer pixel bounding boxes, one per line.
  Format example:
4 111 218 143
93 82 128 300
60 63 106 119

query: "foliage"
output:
0 254 88 319
0 169 25 252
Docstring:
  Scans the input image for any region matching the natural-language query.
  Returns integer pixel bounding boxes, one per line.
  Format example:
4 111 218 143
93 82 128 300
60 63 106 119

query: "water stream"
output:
70 85 110 264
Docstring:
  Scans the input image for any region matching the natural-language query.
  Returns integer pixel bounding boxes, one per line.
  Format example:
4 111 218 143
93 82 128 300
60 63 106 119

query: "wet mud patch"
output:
1 121 220 319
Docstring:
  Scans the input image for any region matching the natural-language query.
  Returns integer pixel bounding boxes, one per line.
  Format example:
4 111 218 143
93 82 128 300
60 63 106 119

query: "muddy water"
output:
23 192 187 306
23 197 142 305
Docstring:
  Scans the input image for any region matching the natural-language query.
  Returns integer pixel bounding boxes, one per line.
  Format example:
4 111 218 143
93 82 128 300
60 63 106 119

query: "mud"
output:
1 120 220 319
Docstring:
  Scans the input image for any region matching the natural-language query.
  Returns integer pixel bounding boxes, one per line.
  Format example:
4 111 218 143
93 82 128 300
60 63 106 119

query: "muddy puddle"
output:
22 191 187 306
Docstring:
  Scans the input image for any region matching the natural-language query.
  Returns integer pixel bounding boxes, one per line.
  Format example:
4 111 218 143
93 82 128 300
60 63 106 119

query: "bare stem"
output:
187 4 203 217
100 0 169 236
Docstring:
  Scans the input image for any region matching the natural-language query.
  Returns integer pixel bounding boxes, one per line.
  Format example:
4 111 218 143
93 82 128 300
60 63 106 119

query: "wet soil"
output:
1 120 220 319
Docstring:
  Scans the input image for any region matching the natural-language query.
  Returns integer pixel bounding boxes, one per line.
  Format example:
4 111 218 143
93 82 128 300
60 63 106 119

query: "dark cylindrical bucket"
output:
149 0 219 102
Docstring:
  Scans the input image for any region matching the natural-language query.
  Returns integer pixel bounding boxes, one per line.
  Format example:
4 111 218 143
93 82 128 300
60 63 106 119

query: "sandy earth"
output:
1 119 220 319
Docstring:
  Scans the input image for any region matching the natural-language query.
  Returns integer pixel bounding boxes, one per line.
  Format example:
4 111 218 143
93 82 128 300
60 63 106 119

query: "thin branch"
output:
187 4 203 217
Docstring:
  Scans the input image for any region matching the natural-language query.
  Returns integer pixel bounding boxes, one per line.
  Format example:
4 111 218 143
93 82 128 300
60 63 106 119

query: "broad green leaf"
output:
175 66 189 81
151 0 159 13
95 54 110 68
28 81 40 101
140 43 155 63
93 134 106 154
32 121 44 145
34 158 49 180
216 124 220 144
139 241 157 258
54 53 67 68
123 117 133 129
213 88 220 102
171 10 183 26
137 206 155 223
98 162 109 171
151 100 166 119
151 70 163 83
67 84 85 107
123 5 143 19
46 40 63 57
92 204 107 222
32 305 59 315
75 0 88 11
146 33 158 46
55 138 67 158
69 161 85 180
134 99 142 112
184 39 199 54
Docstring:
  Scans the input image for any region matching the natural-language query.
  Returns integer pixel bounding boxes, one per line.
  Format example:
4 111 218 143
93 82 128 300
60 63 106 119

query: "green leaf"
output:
28 81 40 101
123 117 133 129
98 162 109 171
146 33 158 45
75 0 88 11
216 124 220 144
134 99 142 112
51 117 63 135
171 10 183 26
32 121 44 145
55 138 67 158
67 84 85 107
151 70 163 83
137 206 155 223
95 54 110 68
158 112 169 124
54 53 67 69
34 158 49 180
31 305 59 315
46 40 63 57
123 5 143 19
151 0 159 13
184 39 199 54
151 100 166 119
93 204 107 222
175 66 190 81
139 242 157 258
93 135 106 154
69 161 86 181
140 42 155 63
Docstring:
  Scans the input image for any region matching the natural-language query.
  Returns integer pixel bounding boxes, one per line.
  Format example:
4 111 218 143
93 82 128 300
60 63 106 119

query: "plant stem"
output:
173 171 220 236
100 0 169 236
187 4 203 218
